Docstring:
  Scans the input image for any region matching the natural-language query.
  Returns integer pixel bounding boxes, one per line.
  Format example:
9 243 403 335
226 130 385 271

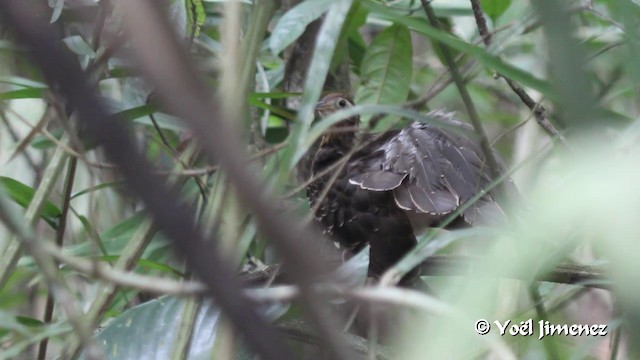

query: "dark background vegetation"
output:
0 0 637 359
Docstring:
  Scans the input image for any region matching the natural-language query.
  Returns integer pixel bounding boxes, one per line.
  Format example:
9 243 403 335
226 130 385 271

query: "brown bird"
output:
307 92 512 285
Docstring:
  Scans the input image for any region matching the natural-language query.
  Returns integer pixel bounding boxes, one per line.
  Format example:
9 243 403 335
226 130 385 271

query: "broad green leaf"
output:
62 35 96 58
0 177 61 229
363 0 554 97
269 0 338 55
355 24 413 117
480 0 511 24
348 37 367 74
80 296 288 360
331 1 368 71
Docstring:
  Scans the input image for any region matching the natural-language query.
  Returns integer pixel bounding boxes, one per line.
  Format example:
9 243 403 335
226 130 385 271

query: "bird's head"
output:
315 93 359 147
315 92 355 119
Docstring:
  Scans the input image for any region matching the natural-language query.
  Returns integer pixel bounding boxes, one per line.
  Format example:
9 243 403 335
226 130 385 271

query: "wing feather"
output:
348 115 511 224
349 171 406 191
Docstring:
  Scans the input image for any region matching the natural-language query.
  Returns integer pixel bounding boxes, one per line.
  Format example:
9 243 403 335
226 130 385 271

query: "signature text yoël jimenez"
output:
490 319 608 339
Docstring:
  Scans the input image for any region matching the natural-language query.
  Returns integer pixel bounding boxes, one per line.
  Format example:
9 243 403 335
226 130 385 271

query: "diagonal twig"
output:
469 0 569 147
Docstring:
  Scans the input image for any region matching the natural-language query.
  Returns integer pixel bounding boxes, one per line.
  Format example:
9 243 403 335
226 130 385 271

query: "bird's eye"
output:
337 99 348 108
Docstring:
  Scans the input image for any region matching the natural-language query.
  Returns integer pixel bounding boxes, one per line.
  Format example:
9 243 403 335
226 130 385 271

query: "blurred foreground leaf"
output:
80 296 288 360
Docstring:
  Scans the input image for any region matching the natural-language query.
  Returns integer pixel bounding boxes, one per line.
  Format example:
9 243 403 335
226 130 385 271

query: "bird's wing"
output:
350 112 509 225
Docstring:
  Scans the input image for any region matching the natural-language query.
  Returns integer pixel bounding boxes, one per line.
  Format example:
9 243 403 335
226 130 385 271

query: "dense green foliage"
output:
0 0 638 359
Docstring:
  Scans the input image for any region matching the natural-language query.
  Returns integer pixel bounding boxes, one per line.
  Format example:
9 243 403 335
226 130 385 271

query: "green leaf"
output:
69 208 109 256
65 212 160 258
284 0 354 168
15 316 44 327
62 35 96 58
331 2 368 71
249 92 301 100
50 0 65 23
269 0 338 55
79 296 288 360
95 256 185 277
115 104 158 121
355 24 413 115
0 312 70 359
30 128 64 150
480 0 511 23
0 177 61 229
348 37 367 74
185 0 206 38
101 212 146 241
363 0 554 98
248 98 296 121
0 76 47 89
0 88 46 100
71 181 124 200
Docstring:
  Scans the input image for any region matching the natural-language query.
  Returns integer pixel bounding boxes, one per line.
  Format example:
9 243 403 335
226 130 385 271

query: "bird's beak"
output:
315 99 326 110
315 99 329 117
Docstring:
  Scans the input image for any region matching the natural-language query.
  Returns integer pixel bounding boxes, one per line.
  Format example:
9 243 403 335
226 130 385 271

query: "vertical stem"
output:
37 156 78 360
220 0 242 119
420 0 500 179
529 284 560 360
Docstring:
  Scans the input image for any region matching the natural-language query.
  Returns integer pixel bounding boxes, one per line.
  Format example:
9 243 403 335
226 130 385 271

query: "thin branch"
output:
41 242 609 297
420 0 501 179
0 109 39 171
420 255 609 289
470 0 492 47
404 61 475 111
148 111 209 203
468 0 569 147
